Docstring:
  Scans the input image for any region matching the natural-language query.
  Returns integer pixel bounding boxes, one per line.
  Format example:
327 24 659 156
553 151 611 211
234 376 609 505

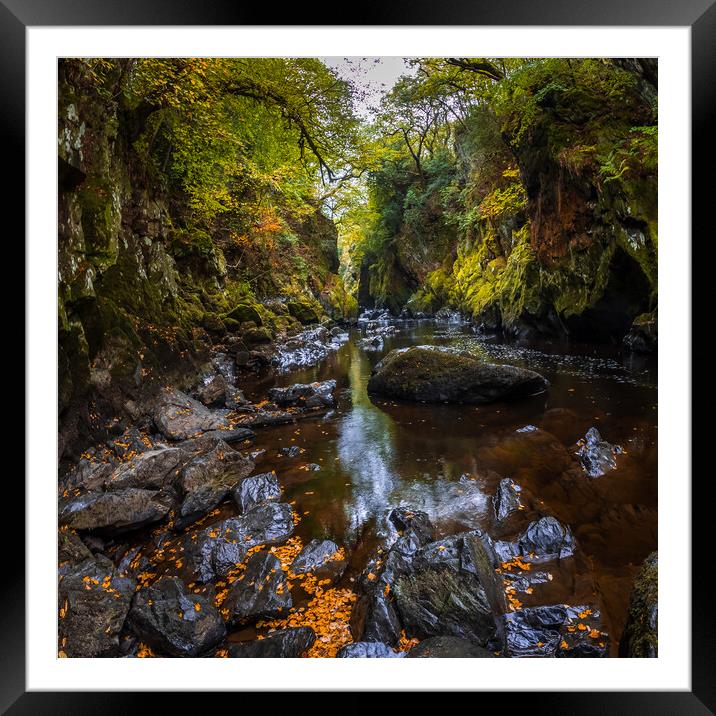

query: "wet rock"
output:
619 552 658 657
407 636 497 658
60 488 174 536
377 529 501 648
388 507 435 545
152 387 232 441
228 627 316 658
243 326 273 345
200 427 254 443
624 311 657 353
576 427 622 478
290 538 340 574
352 591 403 646
128 576 225 657
58 529 93 565
105 447 187 491
518 516 576 560
337 642 403 658
367 346 548 404
58 555 135 657
503 604 608 658
493 477 523 523
268 380 336 409
280 445 302 457
224 552 291 623
184 502 295 582
272 326 348 372
173 440 254 529
286 300 319 325
106 426 155 459
232 471 281 513
196 374 232 408
306 463 321 471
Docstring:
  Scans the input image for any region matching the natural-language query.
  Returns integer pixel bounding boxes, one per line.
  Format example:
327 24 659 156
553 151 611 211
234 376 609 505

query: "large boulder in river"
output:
152 387 232 441
228 627 316 658
183 502 295 582
367 347 548 404
58 555 135 657
290 538 347 585
60 488 174 536
128 576 226 657
619 552 658 657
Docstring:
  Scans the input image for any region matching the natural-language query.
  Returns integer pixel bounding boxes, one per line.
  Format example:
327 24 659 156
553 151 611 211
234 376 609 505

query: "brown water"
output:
242 321 658 653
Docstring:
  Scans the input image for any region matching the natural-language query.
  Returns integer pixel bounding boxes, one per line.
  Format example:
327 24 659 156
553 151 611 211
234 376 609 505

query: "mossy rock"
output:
243 326 273 345
367 346 549 404
286 300 319 325
201 313 226 335
226 303 263 326
619 552 658 657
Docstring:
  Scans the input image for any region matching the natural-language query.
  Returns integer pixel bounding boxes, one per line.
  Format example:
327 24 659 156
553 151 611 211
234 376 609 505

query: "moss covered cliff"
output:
58 60 352 456
355 59 657 343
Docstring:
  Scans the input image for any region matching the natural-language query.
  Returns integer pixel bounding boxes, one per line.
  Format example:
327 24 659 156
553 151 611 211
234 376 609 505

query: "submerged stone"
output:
228 627 315 658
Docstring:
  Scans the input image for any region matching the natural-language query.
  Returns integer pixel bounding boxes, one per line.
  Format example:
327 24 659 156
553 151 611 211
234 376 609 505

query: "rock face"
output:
406 636 496 658
58 555 135 657
228 628 316 658
576 427 622 478
367 347 548 404
183 502 295 582
620 552 658 657
232 471 281 513
128 577 226 657
152 388 232 441
60 488 174 536
224 552 292 623
268 380 336 409
337 642 403 658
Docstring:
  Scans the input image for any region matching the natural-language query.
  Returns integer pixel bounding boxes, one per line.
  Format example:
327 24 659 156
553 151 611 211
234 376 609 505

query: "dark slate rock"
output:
367 346 549 404
173 440 254 529
388 507 435 545
227 627 316 658
224 552 291 623
58 555 135 657
268 380 336 409
518 516 576 560
407 636 497 658
493 477 523 523
183 502 295 582
337 642 404 658
576 427 623 478
128 576 226 657
619 552 658 657
503 604 608 658
152 387 232 441
59 488 174 536
58 529 93 566
232 471 281 513
105 447 187 491
280 445 302 457
290 539 341 575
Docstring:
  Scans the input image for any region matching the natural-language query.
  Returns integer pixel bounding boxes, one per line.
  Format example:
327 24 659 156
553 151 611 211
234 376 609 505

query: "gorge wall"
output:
58 60 348 458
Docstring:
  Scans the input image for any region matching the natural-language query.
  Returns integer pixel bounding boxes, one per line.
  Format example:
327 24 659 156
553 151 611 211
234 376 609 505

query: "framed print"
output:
8 0 709 711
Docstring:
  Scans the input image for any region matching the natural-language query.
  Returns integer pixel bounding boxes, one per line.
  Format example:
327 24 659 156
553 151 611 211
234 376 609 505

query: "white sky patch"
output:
322 57 417 119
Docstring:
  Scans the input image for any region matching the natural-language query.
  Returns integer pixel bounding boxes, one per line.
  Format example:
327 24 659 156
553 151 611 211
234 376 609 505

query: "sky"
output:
321 57 417 119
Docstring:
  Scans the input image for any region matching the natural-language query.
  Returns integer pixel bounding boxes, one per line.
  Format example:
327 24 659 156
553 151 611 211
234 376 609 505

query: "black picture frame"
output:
7 1 709 711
